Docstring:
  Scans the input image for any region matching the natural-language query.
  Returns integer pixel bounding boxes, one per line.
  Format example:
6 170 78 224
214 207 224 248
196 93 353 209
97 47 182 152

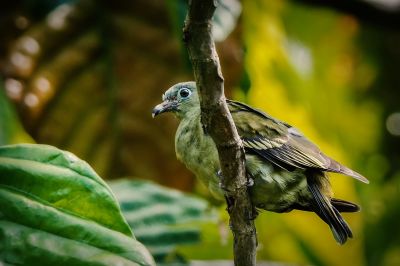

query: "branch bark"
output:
183 1 257 265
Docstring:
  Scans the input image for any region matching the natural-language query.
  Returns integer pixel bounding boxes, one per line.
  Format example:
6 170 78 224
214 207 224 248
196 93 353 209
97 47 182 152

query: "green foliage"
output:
238 1 378 265
0 82 32 145
110 179 216 265
0 144 154 266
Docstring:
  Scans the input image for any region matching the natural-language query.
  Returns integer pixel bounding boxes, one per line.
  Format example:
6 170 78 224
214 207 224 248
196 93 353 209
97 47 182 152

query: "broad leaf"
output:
110 179 215 264
0 144 154 266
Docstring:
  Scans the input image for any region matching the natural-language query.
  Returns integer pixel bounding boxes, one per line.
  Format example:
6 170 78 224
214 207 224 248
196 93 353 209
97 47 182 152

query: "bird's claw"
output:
216 170 223 179
247 177 254 187
217 170 229 191
249 206 259 220
225 196 234 214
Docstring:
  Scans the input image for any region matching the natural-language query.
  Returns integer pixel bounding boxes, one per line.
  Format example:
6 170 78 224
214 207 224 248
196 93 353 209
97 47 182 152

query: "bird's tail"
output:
331 198 360 213
307 175 353 245
327 158 369 184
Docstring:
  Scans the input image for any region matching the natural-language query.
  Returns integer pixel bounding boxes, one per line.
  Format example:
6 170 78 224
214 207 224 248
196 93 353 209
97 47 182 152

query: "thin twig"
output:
183 0 257 265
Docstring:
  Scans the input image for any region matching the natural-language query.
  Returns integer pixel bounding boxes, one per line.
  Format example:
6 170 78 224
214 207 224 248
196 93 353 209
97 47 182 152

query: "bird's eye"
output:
179 88 191 98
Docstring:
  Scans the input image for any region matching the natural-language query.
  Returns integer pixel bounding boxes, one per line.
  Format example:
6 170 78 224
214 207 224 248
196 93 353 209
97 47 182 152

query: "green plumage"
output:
152 81 369 245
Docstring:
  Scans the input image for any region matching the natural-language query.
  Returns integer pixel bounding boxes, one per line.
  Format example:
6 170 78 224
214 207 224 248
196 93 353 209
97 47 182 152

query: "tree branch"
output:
183 1 257 265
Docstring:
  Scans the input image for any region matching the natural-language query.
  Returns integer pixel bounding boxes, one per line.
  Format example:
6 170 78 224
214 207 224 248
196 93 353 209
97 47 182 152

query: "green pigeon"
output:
152 81 369 245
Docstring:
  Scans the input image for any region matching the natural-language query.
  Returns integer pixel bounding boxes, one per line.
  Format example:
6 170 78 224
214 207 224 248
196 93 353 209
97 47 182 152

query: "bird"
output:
152 81 369 245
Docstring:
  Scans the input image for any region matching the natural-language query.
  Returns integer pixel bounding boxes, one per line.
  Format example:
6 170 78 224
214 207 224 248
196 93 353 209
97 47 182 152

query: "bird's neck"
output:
176 105 201 121
176 106 203 139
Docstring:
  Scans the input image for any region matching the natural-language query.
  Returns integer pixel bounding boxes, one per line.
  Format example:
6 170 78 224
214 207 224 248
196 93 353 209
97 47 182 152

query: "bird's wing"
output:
228 100 369 183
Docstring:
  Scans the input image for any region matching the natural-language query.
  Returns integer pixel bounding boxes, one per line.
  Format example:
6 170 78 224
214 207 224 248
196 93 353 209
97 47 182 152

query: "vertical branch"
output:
183 0 257 265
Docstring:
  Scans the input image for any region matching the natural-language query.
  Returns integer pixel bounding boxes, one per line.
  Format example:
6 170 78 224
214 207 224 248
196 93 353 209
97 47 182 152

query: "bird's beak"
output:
152 100 177 118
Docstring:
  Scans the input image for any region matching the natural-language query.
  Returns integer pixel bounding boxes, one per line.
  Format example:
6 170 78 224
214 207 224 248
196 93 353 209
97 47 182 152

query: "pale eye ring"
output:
179 87 191 98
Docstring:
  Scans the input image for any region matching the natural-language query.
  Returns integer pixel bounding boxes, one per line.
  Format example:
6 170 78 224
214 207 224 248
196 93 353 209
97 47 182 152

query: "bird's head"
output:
152 81 199 119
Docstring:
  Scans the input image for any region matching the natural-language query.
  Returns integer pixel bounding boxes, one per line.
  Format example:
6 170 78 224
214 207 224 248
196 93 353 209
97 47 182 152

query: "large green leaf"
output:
110 179 216 264
0 144 155 266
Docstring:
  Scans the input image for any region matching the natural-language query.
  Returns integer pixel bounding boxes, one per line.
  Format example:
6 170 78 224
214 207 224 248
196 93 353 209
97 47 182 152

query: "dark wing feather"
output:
228 100 369 183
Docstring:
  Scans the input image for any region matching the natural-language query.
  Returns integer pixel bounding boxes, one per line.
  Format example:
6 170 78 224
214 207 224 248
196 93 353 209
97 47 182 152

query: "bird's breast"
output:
175 118 221 196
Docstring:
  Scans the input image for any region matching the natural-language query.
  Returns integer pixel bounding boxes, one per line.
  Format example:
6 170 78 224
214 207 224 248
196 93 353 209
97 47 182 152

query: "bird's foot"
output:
247 177 254 187
217 170 229 192
225 196 234 214
249 206 259 220
216 169 223 179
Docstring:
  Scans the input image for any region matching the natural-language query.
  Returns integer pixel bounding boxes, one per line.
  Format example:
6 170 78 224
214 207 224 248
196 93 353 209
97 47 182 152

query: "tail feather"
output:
333 207 353 238
331 198 360 213
328 158 369 184
307 177 353 245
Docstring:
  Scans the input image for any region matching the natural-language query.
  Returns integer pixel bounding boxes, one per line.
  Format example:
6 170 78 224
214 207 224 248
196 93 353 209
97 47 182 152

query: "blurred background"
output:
0 0 399 265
